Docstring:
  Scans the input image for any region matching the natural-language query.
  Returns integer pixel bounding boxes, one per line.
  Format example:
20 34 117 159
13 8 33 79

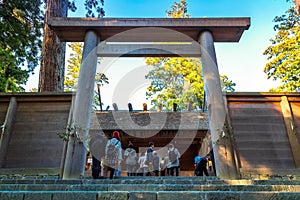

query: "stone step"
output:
0 191 299 200
0 176 219 184
0 183 300 192
0 177 299 200
1 176 300 185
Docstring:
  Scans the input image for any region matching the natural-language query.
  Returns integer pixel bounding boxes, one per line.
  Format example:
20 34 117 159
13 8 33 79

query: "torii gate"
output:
48 17 250 179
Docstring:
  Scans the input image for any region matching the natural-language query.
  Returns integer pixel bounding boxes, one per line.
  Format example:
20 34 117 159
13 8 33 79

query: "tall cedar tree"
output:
39 0 104 92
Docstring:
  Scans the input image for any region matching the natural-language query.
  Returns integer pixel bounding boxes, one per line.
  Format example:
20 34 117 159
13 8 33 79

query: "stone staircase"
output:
0 176 299 200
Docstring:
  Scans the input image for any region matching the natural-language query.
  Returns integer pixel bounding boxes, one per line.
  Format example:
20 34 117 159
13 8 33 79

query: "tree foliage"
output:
84 0 105 18
166 0 189 18
263 5 300 92
145 57 204 110
0 0 105 92
145 0 236 111
0 0 43 92
64 42 82 91
50 0 105 17
220 75 236 92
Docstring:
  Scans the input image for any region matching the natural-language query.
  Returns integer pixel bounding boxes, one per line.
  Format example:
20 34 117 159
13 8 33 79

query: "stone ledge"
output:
240 169 300 180
0 183 300 192
1 191 299 200
0 168 60 177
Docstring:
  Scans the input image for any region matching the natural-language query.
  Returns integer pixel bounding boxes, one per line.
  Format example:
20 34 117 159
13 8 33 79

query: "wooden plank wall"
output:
0 92 299 176
226 93 300 175
0 93 73 169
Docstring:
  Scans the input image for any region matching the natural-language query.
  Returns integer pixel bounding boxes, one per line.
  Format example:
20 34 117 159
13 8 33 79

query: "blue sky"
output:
26 0 293 109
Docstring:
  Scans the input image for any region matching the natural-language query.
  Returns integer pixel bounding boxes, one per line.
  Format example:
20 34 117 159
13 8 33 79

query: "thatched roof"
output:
90 111 209 131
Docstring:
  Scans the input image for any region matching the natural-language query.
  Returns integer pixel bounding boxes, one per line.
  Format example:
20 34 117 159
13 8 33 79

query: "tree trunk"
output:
39 0 68 92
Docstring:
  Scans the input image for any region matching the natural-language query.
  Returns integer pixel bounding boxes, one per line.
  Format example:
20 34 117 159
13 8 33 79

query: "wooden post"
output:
63 31 98 179
198 31 238 179
59 94 75 177
97 84 103 111
0 97 17 167
280 96 300 167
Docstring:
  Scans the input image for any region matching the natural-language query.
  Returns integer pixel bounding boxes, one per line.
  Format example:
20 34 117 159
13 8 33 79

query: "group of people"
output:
91 131 181 179
91 130 215 179
135 142 181 177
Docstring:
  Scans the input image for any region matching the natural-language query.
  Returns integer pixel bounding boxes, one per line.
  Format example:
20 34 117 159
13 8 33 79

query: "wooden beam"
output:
60 95 75 177
0 97 17 167
281 96 300 168
48 17 250 43
97 42 201 57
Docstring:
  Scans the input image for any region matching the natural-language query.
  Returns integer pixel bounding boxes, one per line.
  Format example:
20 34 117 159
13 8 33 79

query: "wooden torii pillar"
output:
62 31 99 179
48 17 250 179
199 31 239 179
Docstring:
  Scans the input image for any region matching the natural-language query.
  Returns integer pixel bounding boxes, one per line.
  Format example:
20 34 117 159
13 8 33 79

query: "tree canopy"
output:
263 4 300 92
145 57 204 110
145 0 236 111
0 0 105 92
0 0 43 92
